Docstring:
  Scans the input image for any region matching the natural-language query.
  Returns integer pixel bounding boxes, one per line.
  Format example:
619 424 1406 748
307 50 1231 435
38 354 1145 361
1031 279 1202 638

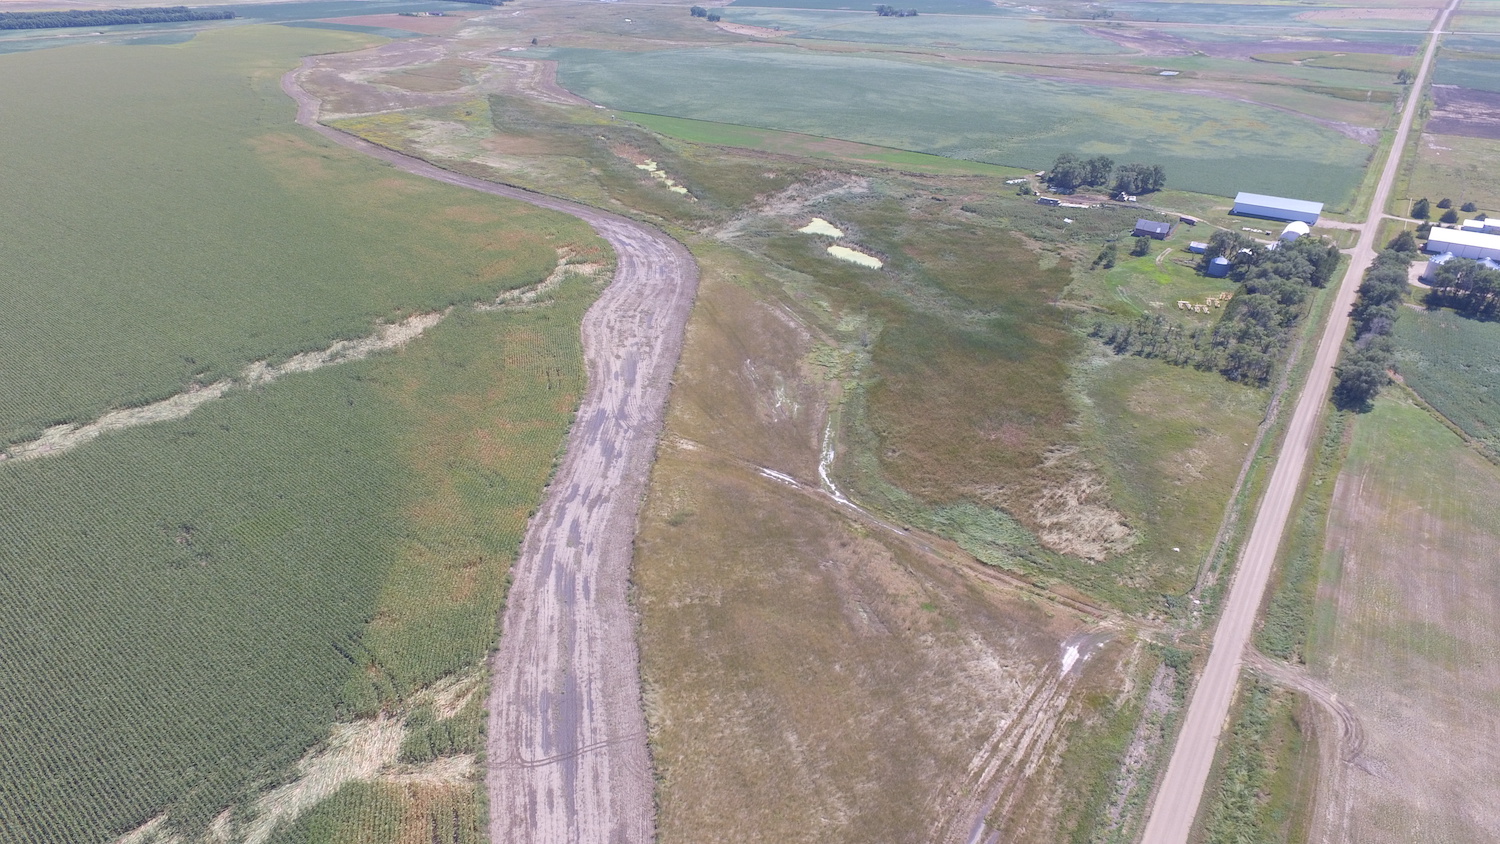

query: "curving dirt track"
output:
283 61 698 844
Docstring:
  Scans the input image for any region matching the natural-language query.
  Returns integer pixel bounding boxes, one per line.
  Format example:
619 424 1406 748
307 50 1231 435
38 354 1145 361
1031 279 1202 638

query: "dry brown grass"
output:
634 252 1138 843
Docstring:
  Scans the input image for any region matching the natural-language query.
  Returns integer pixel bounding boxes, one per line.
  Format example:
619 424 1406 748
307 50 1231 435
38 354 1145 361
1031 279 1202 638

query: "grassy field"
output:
0 26 603 842
1301 396 1500 842
1392 130 1500 217
1190 677 1314 844
621 112 1030 176
550 46 1371 203
634 249 1142 843
1392 307 1500 457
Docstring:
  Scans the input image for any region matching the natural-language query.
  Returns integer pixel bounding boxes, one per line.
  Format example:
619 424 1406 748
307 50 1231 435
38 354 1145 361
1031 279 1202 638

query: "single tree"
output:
1131 236 1153 257
1462 201 1478 213
1411 197 1430 219
1396 68 1414 84
1095 242 1118 269
1441 208 1461 224
1387 229 1418 253
1437 197 1453 209
1416 221 1433 237
689 5 707 16
706 10 720 20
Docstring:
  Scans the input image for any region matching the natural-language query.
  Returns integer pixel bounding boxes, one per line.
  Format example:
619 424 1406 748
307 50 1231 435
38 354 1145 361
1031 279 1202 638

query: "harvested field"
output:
1425 84 1500 138
1306 396 1500 843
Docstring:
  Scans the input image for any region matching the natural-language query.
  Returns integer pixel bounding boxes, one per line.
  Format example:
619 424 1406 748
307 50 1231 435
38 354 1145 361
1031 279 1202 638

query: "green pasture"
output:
552 47 1370 205
0 26 587 444
0 25 601 842
621 111 1025 176
721 8 1128 53
1434 56 1500 92
1393 307 1500 457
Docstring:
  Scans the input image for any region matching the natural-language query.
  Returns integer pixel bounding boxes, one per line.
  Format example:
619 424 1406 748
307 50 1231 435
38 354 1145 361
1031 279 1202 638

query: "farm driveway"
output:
1137 1 1459 842
284 61 698 844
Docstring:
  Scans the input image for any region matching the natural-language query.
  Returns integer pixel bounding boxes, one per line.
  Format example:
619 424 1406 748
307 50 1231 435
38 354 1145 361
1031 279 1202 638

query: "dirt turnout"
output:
284 56 699 843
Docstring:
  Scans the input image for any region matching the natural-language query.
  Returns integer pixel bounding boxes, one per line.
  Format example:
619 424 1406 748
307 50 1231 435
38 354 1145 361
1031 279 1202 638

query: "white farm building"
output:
1231 192 1323 225
1425 227 1500 262
1280 221 1311 241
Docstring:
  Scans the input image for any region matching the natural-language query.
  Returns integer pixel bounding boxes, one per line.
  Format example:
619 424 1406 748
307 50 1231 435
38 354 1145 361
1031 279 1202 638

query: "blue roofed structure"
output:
1231 192 1323 225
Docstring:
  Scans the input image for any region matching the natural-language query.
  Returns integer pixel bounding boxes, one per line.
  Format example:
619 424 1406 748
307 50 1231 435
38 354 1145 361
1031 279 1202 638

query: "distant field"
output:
0 25 601 842
621 111 1026 176
728 0 1009 14
1393 307 1500 456
720 8 1128 53
1433 56 1500 92
0 26 573 443
553 47 1370 204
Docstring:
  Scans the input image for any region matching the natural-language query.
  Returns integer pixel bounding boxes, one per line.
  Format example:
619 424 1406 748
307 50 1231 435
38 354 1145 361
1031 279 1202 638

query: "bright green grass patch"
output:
1194 678 1313 844
1393 307 1500 457
1258 412 1349 662
0 26 584 443
552 47 1370 204
621 111 1025 176
722 8 1127 53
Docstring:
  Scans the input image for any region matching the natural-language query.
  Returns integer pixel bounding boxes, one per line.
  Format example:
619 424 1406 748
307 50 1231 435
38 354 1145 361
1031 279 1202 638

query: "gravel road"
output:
1137 2 1457 841
283 61 698 843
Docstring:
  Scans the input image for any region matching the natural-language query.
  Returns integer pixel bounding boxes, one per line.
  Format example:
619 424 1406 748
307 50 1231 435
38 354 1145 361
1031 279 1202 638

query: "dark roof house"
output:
1134 219 1172 239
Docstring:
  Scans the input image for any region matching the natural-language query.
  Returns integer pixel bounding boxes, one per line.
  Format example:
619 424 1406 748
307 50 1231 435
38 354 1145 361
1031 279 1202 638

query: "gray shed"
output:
1206 256 1231 278
1134 219 1172 239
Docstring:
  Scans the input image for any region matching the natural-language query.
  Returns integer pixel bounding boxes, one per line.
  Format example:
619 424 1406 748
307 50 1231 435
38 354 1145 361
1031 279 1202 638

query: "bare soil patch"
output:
715 21 792 38
1427 85 1500 139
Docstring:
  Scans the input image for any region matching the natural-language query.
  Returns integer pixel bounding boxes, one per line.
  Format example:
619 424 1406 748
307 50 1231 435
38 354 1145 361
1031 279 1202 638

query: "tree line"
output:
1046 153 1165 195
874 5 919 15
1332 241 1415 409
1091 235 1340 386
0 6 232 29
689 6 723 21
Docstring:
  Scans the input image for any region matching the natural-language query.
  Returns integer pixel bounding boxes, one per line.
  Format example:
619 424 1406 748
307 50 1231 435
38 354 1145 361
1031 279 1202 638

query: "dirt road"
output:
283 63 698 843
1137 2 1458 842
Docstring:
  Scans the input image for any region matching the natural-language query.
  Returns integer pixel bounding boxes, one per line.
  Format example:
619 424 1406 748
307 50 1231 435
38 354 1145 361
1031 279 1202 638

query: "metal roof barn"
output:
1231 192 1323 224
1426 227 1500 261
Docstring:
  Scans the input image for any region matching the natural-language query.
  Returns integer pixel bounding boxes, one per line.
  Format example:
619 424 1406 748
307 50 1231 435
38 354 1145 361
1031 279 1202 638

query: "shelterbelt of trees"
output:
1092 233 1341 386
0 6 233 29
